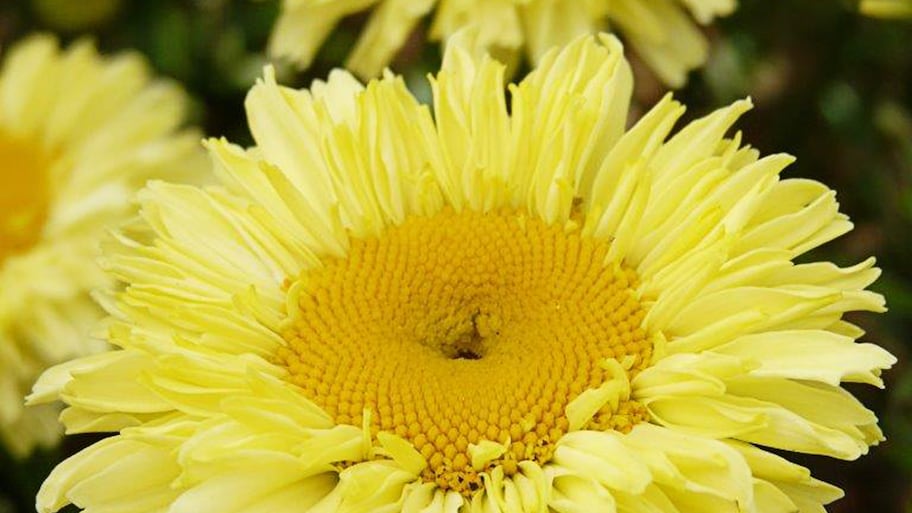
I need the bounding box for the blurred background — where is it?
[0,0,909,512]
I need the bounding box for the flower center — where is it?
[0,131,51,263]
[277,208,652,494]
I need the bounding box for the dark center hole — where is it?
[437,311,492,360]
[453,348,482,360]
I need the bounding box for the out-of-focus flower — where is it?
[0,34,204,456]
[33,33,893,513]
[30,0,122,32]
[268,0,736,87]
[860,0,912,18]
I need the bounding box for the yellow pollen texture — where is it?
[0,131,51,262]
[277,208,652,494]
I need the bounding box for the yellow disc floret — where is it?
[0,130,51,262]
[277,208,652,494]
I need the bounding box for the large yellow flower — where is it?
[269,0,735,87]
[33,33,893,513]
[0,35,203,456]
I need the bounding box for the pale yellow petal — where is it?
[37,437,181,513]
[347,0,436,78]
[511,34,632,224]
[268,0,378,70]
[713,330,896,387]
[171,460,332,513]
[610,0,708,87]
[553,431,652,493]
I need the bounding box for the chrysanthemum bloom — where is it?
[269,0,735,87]
[33,33,894,513]
[860,0,912,18]
[0,34,202,456]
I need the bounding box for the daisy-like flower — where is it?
[860,0,912,18]
[33,33,894,513]
[0,35,202,456]
[269,0,735,87]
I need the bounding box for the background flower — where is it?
[268,0,736,87]
[860,0,912,18]
[0,34,204,459]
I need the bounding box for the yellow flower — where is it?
[0,34,203,456]
[860,0,912,18]
[269,0,736,87]
[33,33,893,513]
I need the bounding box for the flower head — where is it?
[0,34,203,456]
[34,33,893,513]
[269,0,736,87]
